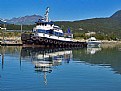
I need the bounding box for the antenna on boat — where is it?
[45,7,49,22]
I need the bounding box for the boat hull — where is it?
[87,41,101,47]
[21,33,87,48]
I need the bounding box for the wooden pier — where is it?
[0,41,23,46]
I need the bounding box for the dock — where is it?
[0,41,23,46]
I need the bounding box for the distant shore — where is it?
[101,40,121,48]
[101,40,121,43]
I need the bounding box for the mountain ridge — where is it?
[2,10,121,25]
[110,10,121,19]
[5,15,43,25]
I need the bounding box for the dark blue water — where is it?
[0,46,121,91]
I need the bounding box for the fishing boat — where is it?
[21,7,87,48]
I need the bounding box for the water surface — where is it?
[0,46,121,91]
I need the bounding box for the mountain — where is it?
[110,10,121,19]
[6,15,43,25]
[0,20,3,24]
[0,19,7,24]
[55,10,121,35]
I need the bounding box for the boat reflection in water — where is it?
[86,46,101,54]
[21,47,72,84]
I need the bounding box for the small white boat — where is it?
[87,37,101,47]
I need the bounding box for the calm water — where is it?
[0,46,121,91]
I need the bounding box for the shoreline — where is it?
[101,40,121,48]
[0,37,121,47]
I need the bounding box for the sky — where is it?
[0,0,121,21]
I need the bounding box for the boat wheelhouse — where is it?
[32,7,73,42]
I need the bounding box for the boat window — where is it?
[49,29,53,34]
[37,29,45,33]
[53,32,64,37]
[55,32,59,36]
[59,33,64,37]
[37,23,41,25]
[42,23,44,26]
[46,30,50,34]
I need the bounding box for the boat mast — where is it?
[45,7,49,22]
